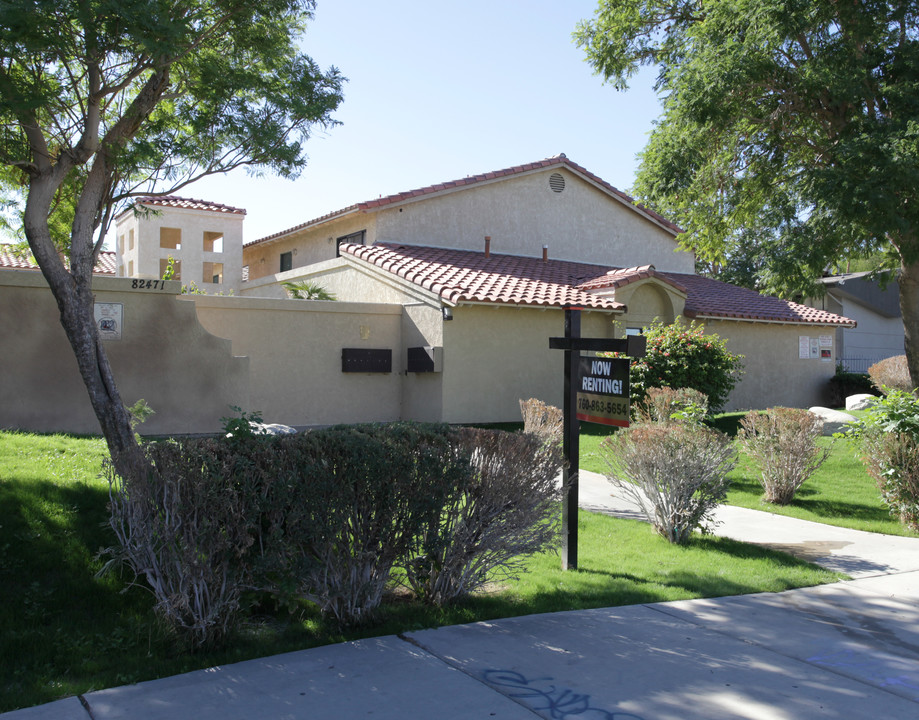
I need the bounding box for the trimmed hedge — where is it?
[104,423,564,647]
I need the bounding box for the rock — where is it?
[846,394,878,411]
[808,407,857,435]
[250,421,298,435]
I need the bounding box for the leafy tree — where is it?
[576,0,919,386]
[0,0,343,474]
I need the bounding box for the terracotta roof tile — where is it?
[0,246,116,275]
[342,243,855,327]
[118,196,246,220]
[246,153,682,247]
[344,243,627,311]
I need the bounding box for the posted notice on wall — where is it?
[94,302,123,341]
[799,335,833,361]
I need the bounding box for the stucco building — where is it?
[2,154,856,434]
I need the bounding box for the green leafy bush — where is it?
[868,355,913,394]
[848,390,919,530]
[828,370,876,407]
[628,319,744,413]
[400,428,564,606]
[600,422,737,544]
[738,408,830,505]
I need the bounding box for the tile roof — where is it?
[342,243,856,327]
[118,196,246,220]
[0,246,116,275]
[344,243,627,311]
[245,153,681,247]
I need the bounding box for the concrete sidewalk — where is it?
[7,472,919,720]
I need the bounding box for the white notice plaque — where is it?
[94,302,123,341]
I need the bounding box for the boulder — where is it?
[250,421,298,435]
[846,394,878,412]
[808,407,857,435]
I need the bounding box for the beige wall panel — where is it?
[440,306,619,424]
[189,295,404,426]
[374,169,694,273]
[242,214,376,282]
[707,320,837,411]
[0,272,248,435]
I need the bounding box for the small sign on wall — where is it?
[94,302,123,341]
[799,335,833,360]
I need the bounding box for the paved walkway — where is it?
[7,471,919,719]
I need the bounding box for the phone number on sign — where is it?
[577,397,628,417]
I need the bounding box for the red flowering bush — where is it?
[629,319,744,413]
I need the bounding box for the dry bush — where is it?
[860,431,919,532]
[400,428,565,605]
[738,408,830,505]
[271,425,460,627]
[519,397,563,444]
[868,355,913,394]
[635,386,708,425]
[103,440,254,649]
[601,423,736,544]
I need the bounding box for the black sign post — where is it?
[550,309,646,571]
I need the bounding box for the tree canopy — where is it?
[0,0,343,470]
[576,0,919,384]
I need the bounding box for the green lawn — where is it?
[580,416,918,537]
[0,429,844,712]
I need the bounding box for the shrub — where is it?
[848,390,919,530]
[738,408,830,505]
[103,440,254,649]
[399,428,564,605]
[600,422,737,544]
[634,386,708,425]
[827,370,876,407]
[628,319,744,412]
[262,424,461,627]
[519,397,563,444]
[868,355,913,394]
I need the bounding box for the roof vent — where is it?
[549,173,565,193]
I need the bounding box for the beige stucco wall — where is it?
[242,213,376,282]
[187,295,407,426]
[115,205,244,294]
[0,270,249,435]
[373,168,695,273]
[704,319,838,411]
[440,305,621,424]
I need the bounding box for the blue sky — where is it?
[160,0,664,243]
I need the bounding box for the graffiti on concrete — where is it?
[481,669,645,720]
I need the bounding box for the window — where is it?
[160,227,181,250]
[203,231,223,253]
[625,327,643,336]
[280,251,292,272]
[203,262,224,284]
[336,230,366,257]
[128,229,135,251]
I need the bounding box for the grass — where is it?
[0,428,844,712]
[580,413,918,538]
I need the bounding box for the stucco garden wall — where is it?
[0,271,249,435]
[706,319,837,411]
[187,294,407,427]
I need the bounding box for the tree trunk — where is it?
[898,257,919,391]
[24,180,145,481]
